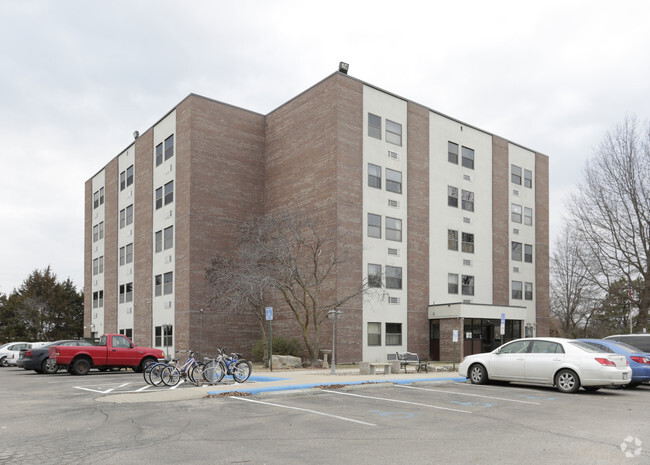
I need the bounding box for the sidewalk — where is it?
[99,366,467,404]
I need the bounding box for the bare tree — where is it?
[550,224,600,337]
[206,214,372,364]
[567,116,650,331]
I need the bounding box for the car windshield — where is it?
[568,341,604,353]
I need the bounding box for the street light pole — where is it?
[327,309,343,375]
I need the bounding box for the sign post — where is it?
[265,307,273,372]
[452,329,459,371]
[500,313,506,342]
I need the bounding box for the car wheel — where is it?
[469,363,488,384]
[0,356,7,367]
[555,369,580,393]
[71,358,91,376]
[42,358,59,374]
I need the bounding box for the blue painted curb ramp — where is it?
[207,376,466,396]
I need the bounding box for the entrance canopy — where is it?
[428,302,527,321]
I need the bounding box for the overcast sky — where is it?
[1,0,649,294]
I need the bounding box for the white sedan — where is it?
[458,337,632,393]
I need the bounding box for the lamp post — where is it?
[327,309,343,374]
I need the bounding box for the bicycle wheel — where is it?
[231,359,252,383]
[161,366,181,387]
[188,364,202,386]
[148,363,167,386]
[202,360,225,384]
[143,360,158,384]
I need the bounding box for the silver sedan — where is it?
[458,337,632,393]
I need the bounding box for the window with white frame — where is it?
[448,186,458,208]
[119,282,133,303]
[512,241,522,261]
[462,275,475,296]
[512,281,523,300]
[511,165,522,185]
[163,271,173,295]
[386,168,402,194]
[368,163,381,189]
[385,217,402,242]
[368,264,382,288]
[385,120,402,146]
[524,244,533,263]
[448,141,459,164]
[461,190,474,212]
[368,213,381,238]
[120,205,134,229]
[119,243,133,266]
[385,323,402,346]
[367,322,381,346]
[448,273,459,294]
[461,146,474,169]
[524,169,533,188]
[462,232,474,253]
[155,143,163,166]
[368,113,381,139]
[448,229,459,251]
[524,207,533,226]
[120,165,134,191]
[525,282,533,300]
[511,204,522,223]
[385,266,402,289]
[164,134,174,161]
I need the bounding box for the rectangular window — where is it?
[164,181,174,205]
[93,258,99,276]
[93,225,99,243]
[448,141,458,164]
[511,165,522,185]
[368,264,382,288]
[461,146,474,169]
[511,204,522,223]
[448,273,459,294]
[386,168,402,194]
[154,274,162,297]
[119,283,133,303]
[461,190,474,212]
[125,243,133,264]
[126,165,134,187]
[368,163,381,189]
[155,187,163,210]
[448,186,458,208]
[524,169,533,188]
[524,207,533,226]
[368,113,381,139]
[385,217,402,242]
[164,226,174,250]
[368,322,381,346]
[120,171,126,191]
[385,266,402,289]
[99,222,104,240]
[525,282,533,300]
[448,229,458,251]
[512,241,522,261]
[462,275,475,296]
[368,213,381,238]
[155,143,163,166]
[385,323,402,346]
[155,325,173,346]
[164,135,174,161]
[99,187,104,206]
[93,191,99,209]
[462,232,474,253]
[512,281,523,300]
[155,230,163,253]
[524,244,533,263]
[385,119,402,146]
[155,326,161,346]
[119,246,125,266]
[126,205,133,226]
[163,271,173,295]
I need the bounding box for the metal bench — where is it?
[394,352,429,373]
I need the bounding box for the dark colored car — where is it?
[22,340,95,374]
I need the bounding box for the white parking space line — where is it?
[230,397,377,426]
[397,385,540,405]
[322,390,472,414]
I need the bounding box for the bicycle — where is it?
[202,347,252,384]
[160,350,204,387]
[143,359,169,386]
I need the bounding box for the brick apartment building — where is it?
[85,67,549,363]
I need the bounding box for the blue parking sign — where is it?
[266,307,273,321]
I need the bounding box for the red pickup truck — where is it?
[50,334,165,375]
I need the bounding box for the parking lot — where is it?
[1,366,649,464]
